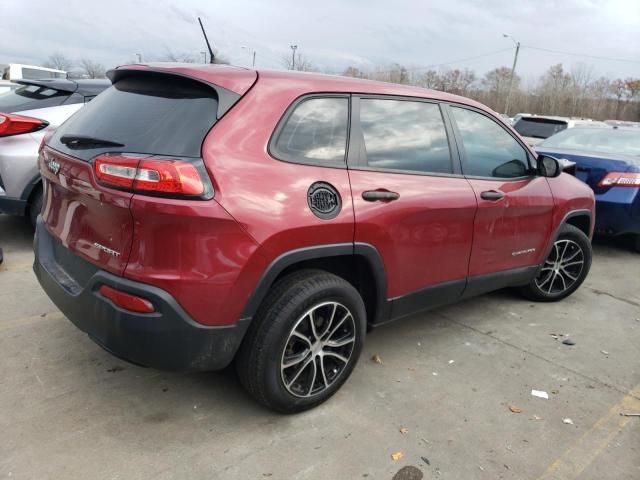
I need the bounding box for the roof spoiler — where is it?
[106,67,241,120]
[15,78,78,93]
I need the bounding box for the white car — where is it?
[0,78,109,225]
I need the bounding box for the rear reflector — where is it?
[99,285,155,313]
[598,172,640,188]
[94,153,213,199]
[0,113,49,137]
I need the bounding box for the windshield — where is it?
[538,127,640,158]
[514,117,568,139]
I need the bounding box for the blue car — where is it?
[535,126,640,252]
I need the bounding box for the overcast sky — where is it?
[1,0,638,83]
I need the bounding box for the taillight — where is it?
[94,153,213,199]
[0,113,49,137]
[98,285,155,313]
[598,172,640,188]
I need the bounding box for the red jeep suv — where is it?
[34,64,595,412]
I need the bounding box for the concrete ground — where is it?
[1,213,638,480]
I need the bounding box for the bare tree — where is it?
[282,53,316,72]
[44,52,73,71]
[161,49,229,64]
[79,58,106,78]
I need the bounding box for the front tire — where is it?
[520,224,592,302]
[235,270,366,413]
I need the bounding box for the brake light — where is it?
[0,113,49,137]
[94,154,213,198]
[598,172,640,188]
[99,285,155,313]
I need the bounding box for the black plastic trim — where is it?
[543,209,593,257]
[463,265,540,298]
[388,278,466,322]
[33,218,249,372]
[241,242,389,324]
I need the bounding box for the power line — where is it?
[522,45,640,64]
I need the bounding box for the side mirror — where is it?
[492,159,528,178]
[537,154,562,178]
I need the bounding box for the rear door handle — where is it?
[362,190,400,202]
[480,190,505,201]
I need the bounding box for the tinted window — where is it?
[0,84,69,112]
[50,75,218,161]
[359,99,452,173]
[22,68,65,80]
[514,117,568,139]
[452,107,529,178]
[272,97,348,165]
[540,127,640,158]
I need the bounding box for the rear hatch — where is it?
[40,67,256,275]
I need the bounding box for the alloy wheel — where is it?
[535,239,585,295]
[280,301,356,398]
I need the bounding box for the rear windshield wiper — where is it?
[59,135,125,149]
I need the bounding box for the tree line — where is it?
[43,51,639,121]
[341,63,640,121]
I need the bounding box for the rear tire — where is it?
[520,224,592,302]
[235,269,366,413]
[28,186,43,229]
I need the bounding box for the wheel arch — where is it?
[543,209,593,259]
[241,243,389,325]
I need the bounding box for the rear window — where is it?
[0,84,69,112]
[514,118,568,139]
[49,74,218,161]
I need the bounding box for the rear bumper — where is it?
[33,217,250,371]
[595,188,640,235]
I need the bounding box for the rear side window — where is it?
[271,97,349,166]
[0,84,69,112]
[359,99,452,174]
[513,117,568,139]
[49,75,218,161]
[451,107,530,178]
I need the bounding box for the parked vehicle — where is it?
[513,115,604,145]
[0,78,109,225]
[34,65,595,412]
[0,80,18,95]
[1,63,66,81]
[536,126,640,251]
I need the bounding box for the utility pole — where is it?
[135,53,142,63]
[252,50,256,67]
[201,51,207,63]
[290,45,298,70]
[503,34,520,116]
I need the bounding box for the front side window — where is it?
[272,97,349,165]
[359,99,452,174]
[452,107,530,178]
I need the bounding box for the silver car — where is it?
[0,78,109,225]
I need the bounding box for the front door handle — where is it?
[480,190,505,201]
[362,190,400,202]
